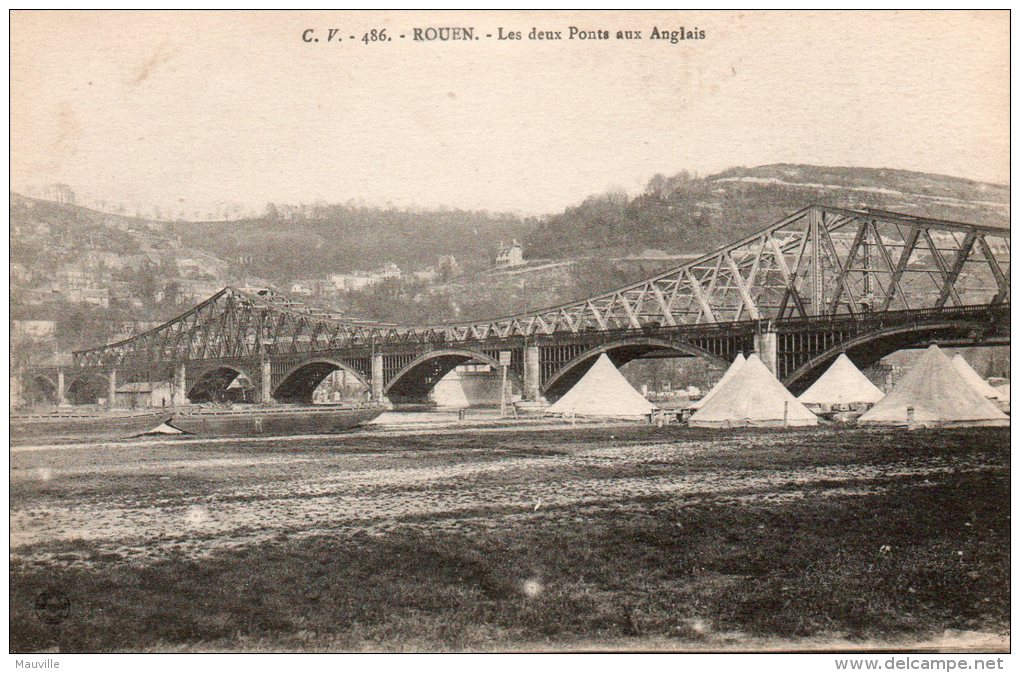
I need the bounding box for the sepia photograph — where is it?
[7,8,1011,661]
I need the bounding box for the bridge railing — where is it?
[60,302,1008,370]
[771,302,1008,330]
[380,302,1009,348]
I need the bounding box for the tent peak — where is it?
[547,353,656,419]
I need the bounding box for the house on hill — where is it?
[375,263,402,280]
[330,272,381,292]
[495,240,525,269]
[330,264,403,292]
[11,320,56,340]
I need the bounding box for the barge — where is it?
[167,403,386,438]
[10,409,172,445]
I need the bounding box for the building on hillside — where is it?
[66,287,110,308]
[55,263,112,291]
[292,279,344,297]
[58,267,92,290]
[83,251,132,271]
[21,287,62,305]
[109,282,146,310]
[375,263,402,279]
[495,240,525,269]
[175,255,226,279]
[11,320,56,340]
[177,279,222,302]
[238,279,273,295]
[410,268,439,282]
[176,258,204,277]
[328,264,402,292]
[294,279,337,297]
[111,321,163,341]
[330,273,379,291]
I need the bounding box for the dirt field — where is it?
[9,414,1010,652]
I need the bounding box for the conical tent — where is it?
[858,345,1009,427]
[547,353,657,418]
[690,353,745,409]
[996,383,1010,402]
[951,354,1005,400]
[688,354,818,428]
[797,353,885,406]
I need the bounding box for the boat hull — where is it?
[169,405,385,438]
[10,410,173,445]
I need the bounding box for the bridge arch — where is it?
[23,373,59,405]
[187,364,255,403]
[273,358,370,404]
[783,319,999,394]
[66,371,110,405]
[542,337,729,401]
[384,349,522,405]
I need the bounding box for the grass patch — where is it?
[11,467,1008,652]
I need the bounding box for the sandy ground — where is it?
[10,414,1003,568]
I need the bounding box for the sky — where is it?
[10,10,1010,217]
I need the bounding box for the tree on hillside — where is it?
[437,255,460,282]
[46,183,76,205]
[54,303,126,351]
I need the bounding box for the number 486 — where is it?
[362,29,389,43]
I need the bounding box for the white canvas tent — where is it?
[546,353,656,418]
[690,353,745,409]
[688,354,818,428]
[797,353,885,407]
[996,383,1010,403]
[858,345,1009,427]
[951,354,1006,400]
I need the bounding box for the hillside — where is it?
[164,205,535,282]
[10,163,1010,348]
[525,164,1009,259]
[9,194,536,351]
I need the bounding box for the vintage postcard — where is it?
[8,9,1010,662]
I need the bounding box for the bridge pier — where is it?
[371,353,385,402]
[754,330,778,376]
[9,371,19,407]
[56,369,67,406]
[523,345,541,401]
[107,369,117,409]
[260,359,275,404]
[173,363,188,406]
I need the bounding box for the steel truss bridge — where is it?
[21,205,1010,407]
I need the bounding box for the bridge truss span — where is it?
[21,205,1007,408]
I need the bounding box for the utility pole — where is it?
[499,350,511,418]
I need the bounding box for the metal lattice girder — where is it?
[72,205,1009,368]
